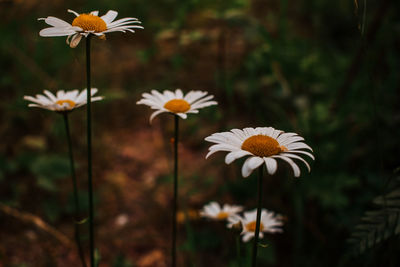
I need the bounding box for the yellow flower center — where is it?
[164,99,191,113]
[241,135,287,157]
[56,100,76,108]
[246,221,264,232]
[72,14,107,33]
[216,212,229,220]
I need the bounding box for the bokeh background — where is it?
[1,0,400,266]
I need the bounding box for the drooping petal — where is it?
[280,153,311,172]
[176,113,187,120]
[241,157,264,178]
[69,33,82,48]
[149,110,166,123]
[273,155,301,177]
[264,157,278,175]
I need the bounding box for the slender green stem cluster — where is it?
[63,114,87,267]
[172,114,179,267]
[251,166,263,267]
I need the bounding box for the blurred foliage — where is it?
[0,0,400,266]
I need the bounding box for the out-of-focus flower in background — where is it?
[137,89,218,122]
[200,201,243,221]
[235,209,283,242]
[24,88,103,113]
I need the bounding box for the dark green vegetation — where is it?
[0,0,399,266]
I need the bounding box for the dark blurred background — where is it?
[1,0,400,266]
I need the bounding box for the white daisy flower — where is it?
[200,201,243,221]
[24,89,103,113]
[39,9,143,48]
[205,127,314,178]
[136,89,218,122]
[238,209,283,242]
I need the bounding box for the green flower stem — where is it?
[86,35,95,267]
[172,114,179,267]
[251,166,263,267]
[236,235,242,267]
[63,113,87,267]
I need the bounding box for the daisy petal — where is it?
[289,150,315,160]
[43,17,71,27]
[225,150,251,164]
[273,155,301,177]
[69,34,82,48]
[264,157,278,175]
[67,9,80,17]
[286,142,313,151]
[149,110,166,123]
[101,10,118,24]
[39,27,77,37]
[281,153,311,172]
[241,157,264,178]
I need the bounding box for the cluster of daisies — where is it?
[24,8,314,252]
[200,202,283,242]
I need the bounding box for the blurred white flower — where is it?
[137,89,217,122]
[237,209,283,242]
[200,201,243,221]
[24,88,103,113]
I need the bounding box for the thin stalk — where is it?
[251,166,263,267]
[63,114,87,267]
[236,235,242,267]
[172,114,179,267]
[86,35,95,267]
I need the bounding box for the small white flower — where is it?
[205,127,314,178]
[200,201,243,221]
[237,209,283,242]
[24,88,103,113]
[136,89,218,122]
[39,10,143,48]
